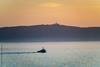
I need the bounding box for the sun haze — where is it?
[0,0,100,27]
[40,2,62,7]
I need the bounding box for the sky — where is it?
[0,0,100,27]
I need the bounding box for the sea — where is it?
[0,42,100,67]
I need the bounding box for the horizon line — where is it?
[0,23,100,28]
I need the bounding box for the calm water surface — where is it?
[0,42,100,67]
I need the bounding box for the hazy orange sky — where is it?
[0,0,100,27]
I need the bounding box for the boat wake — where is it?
[0,52,36,54]
[0,48,46,54]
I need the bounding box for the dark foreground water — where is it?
[0,42,100,67]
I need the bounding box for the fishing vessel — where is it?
[37,48,46,53]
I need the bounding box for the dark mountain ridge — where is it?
[0,24,100,42]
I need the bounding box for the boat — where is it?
[37,48,46,53]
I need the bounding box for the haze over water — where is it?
[0,42,100,67]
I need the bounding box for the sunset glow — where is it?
[40,2,62,7]
[0,0,100,27]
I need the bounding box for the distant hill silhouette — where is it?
[0,24,100,42]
